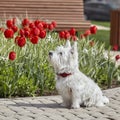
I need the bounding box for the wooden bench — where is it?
[110,10,120,47]
[0,0,90,31]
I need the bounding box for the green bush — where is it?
[0,60,37,97]
[77,38,119,88]
[0,18,119,98]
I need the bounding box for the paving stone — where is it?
[0,87,120,120]
[14,114,34,120]
[0,117,18,120]
[70,111,90,119]
[35,116,53,120]
[92,118,110,120]
[24,107,44,114]
[0,115,7,120]
[44,113,68,120]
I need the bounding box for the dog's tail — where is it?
[102,96,109,104]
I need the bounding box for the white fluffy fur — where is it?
[49,40,109,109]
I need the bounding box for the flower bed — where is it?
[0,18,120,98]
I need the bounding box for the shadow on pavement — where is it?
[8,102,66,109]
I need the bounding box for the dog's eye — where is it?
[71,51,74,54]
[59,52,62,55]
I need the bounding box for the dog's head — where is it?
[49,40,78,73]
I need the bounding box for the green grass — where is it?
[90,21,111,49]
[92,21,110,28]
[90,30,110,49]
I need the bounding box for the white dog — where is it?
[49,40,109,109]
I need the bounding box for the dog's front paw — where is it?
[96,102,105,107]
[71,104,80,109]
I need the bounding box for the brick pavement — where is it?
[0,87,120,120]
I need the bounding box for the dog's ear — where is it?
[70,42,78,64]
[65,40,71,48]
[71,42,77,52]
[71,42,78,62]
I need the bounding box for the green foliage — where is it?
[91,21,110,50]
[14,75,37,97]
[0,60,37,97]
[90,30,110,49]
[91,21,110,49]
[77,38,119,88]
[0,27,119,98]
[0,32,61,97]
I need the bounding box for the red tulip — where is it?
[59,31,65,39]
[39,30,46,39]
[51,21,57,28]
[48,24,54,31]
[12,18,16,25]
[12,26,18,33]
[30,36,39,44]
[112,44,119,51]
[17,36,26,47]
[19,29,25,37]
[6,19,13,28]
[72,36,77,41]
[115,55,120,61]
[69,28,76,36]
[15,36,20,44]
[22,18,30,26]
[84,30,91,37]
[43,22,48,29]
[90,26,97,34]
[23,27,30,37]
[64,31,70,40]
[36,22,43,30]
[9,51,16,61]
[34,20,40,26]
[25,31,30,38]
[4,29,14,38]
[23,27,30,32]
[31,27,40,36]
[29,22,35,29]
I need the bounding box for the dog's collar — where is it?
[57,72,72,78]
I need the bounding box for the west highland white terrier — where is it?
[49,40,109,109]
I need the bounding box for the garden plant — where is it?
[0,18,120,98]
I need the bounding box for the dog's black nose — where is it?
[49,52,53,56]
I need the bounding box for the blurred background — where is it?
[84,0,120,21]
[83,0,120,49]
